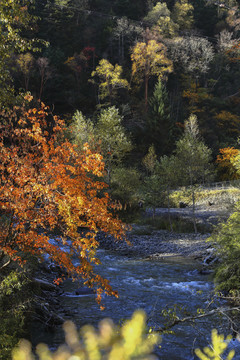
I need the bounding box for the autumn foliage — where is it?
[216,147,240,180]
[226,41,240,62]
[0,96,126,303]
[131,39,173,107]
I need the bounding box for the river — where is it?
[31,247,240,359]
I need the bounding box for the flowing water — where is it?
[32,248,240,359]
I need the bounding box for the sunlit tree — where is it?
[174,114,212,232]
[217,147,240,180]
[91,59,129,105]
[144,2,177,38]
[95,106,132,183]
[172,0,194,32]
[0,96,127,304]
[131,40,173,108]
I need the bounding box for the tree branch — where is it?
[154,307,240,333]
[0,258,11,270]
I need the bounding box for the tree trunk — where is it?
[167,188,173,232]
[145,73,149,111]
[191,185,197,233]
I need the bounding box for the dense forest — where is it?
[2,0,240,158]
[0,0,240,359]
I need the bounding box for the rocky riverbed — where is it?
[98,204,230,263]
[98,228,213,261]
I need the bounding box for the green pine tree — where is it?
[147,80,173,155]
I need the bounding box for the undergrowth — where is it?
[134,215,210,234]
[169,187,240,208]
[0,257,38,360]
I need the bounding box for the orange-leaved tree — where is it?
[226,41,240,62]
[0,95,127,304]
[216,147,240,180]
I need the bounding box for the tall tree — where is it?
[95,106,132,184]
[131,40,173,109]
[142,145,163,219]
[159,154,178,230]
[148,79,172,155]
[113,18,142,64]
[16,53,35,92]
[174,114,213,232]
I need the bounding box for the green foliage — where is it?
[142,146,164,217]
[96,106,132,182]
[111,167,142,212]
[142,145,158,174]
[195,329,235,360]
[68,106,132,184]
[69,110,96,150]
[144,2,177,38]
[172,0,194,32]
[209,201,240,292]
[173,115,213,232]
[147,80,173,155]
[174,114,213,186]
[0,0,43,107]
[0,270,32,359]
[159,155,178,191]
[12,310,160,360]
[142,174,164,217]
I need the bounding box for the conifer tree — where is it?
[148,79,172,155]
[174,114,212,232]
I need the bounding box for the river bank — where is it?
[98,228,213,264]
[98,204,231,263]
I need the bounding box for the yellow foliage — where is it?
[11,312,238,360]
[195,329,235,360]
[217,147,240,180]
[131,40,173,82]
[131,40,172,105]
[172,0,194,31]
[12,311,160,360]
[91,59,129,101]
